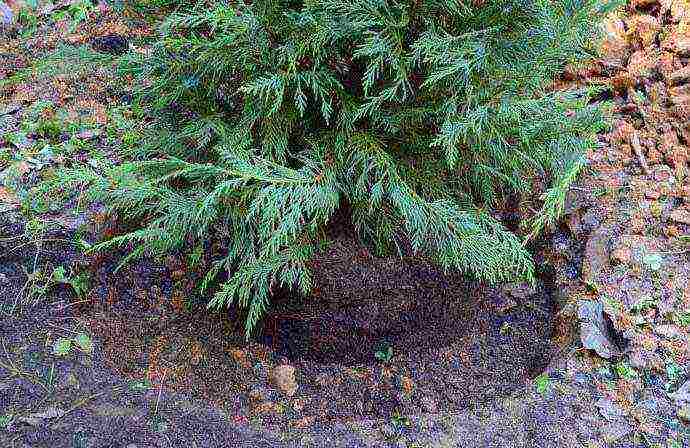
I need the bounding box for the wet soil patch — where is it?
[1,210,574,431]
[75,235,566,427]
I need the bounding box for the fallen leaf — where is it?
[53,338,72,356]
[74,333,93,354]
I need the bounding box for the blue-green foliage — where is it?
[49,0,610,338]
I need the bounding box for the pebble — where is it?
[248,387,271,403]
[17,407,65,426]
[644,188,661,200]
[669,381,690,406]
[420,396,438,414]
[670,66,690,85]
[610,247,631,264]
[269,364,298,397]
[596,398,627,421]
[669,207,690,225]
[601,421,633,443]
[654,324,684,339]
[91,404,137,417]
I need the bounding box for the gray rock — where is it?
[654,324,684,340]
[91,404,138,417]
[601,421,633,443]
[0,1,13,27]
[582,225,611,281]
[639,393,673,416]
[669,381,690,406]
[578,301,622,359]
[420,396,438,414]
[596,398,627,421]
[17,407,65,426]
[629,349,651,369]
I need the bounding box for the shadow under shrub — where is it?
[44,0,613,338]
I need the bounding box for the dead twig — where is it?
[154,367,168,416]
[49,390,110,428]
[630,131,650,175]
[0,339,49,392]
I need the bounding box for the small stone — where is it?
[674,38,690,56]
[670,207,690,225]
[611,247,632,264]
[652,165,674,182]
[582,226,612,282]
[670,66,690,85]
[669,381,690,405]
[381,423,398,439]
[291,398,307,411]
[629,348,663,370]
[75,130,97,140]
[578,301,622,359]
[600,18,629,68]
[502,281,536,299]
[677,405,690,421]
[420,396,438,413]
[64,373,79,389]
[91,34,129,55]
[596,398,627,421]
[490,293,518,315]
[640,390,673,415]
[601,421,633,443]
[91,404,137,417]
[17,407,65,426]
[654,324,684,339]
[269,364,298,397]
[644,188,661,200]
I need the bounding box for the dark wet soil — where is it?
[1,207,566,433]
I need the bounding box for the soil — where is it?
[1,0,690,447]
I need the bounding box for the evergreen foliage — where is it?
[47,0,612,338]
